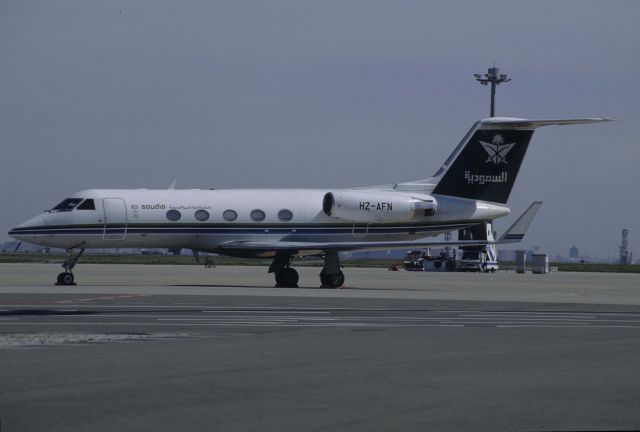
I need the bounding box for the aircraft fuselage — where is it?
[10,188,509,256]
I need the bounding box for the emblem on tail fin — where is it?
[479,134,516,164]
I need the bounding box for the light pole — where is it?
[474,67,511,117]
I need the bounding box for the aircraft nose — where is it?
[8,215,46,239]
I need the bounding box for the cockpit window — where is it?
[50,198,83,212]
[77,199,95,210]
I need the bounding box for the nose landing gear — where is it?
[55,248,85,286]
[56,272,75,285]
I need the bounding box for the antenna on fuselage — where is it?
[168,178,177,190]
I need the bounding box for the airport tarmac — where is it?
[1,263,640,431]
[2,263,640,304]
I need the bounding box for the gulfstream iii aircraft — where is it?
[9,117,609,287]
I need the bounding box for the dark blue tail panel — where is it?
[432,129,534,204]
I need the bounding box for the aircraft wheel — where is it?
[320,270,345,289]
[275,268,299,288]
[56,272,74,286]
[283,268,299,287]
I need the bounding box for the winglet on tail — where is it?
[498,201,543,243]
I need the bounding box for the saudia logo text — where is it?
[464,134,514,184]
[465,171,507,185]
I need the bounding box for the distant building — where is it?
[569,246,579,259]
[619,229,632,265]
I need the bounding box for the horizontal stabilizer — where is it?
[480,117,613,129]
[498,201,542,243]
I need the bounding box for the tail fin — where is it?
[431,117,611,204]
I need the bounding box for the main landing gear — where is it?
[319,251,345,289]
[268,251,345,289]
[55,248,85,286]
[269,255,299,288]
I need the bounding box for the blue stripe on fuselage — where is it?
[10,221,480,237]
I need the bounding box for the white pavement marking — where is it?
[201,310,330,314]
[0,332,187,348]
[3,302,640,329]
[0,322,465,327]
[456,317,593,322]
[497,324,640,329]
[159,317,311,322]
[461,313,597,318]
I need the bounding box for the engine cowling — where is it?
[322,191,437,223]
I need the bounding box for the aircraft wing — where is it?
[217,238,495,255]
[217,202,543,255]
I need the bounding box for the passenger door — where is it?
[102,198,127,240]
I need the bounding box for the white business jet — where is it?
[9,117,609,287]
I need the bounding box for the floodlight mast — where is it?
[474,66,511,117]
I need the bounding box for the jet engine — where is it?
[322,191,437,223]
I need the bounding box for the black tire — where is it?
[320,270,345,289]
[275,268,299,287]
[56,273,65,284]
[283,268,299,287]
[320,271,329,286]
[61,273,74,285]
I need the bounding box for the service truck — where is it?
[457,247,498,272]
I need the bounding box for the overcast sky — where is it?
[1,0,638,259]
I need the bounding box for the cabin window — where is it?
[278,209,293,221]
[50,198,83,212]
[194,209,210,221]
[77,199,95,210]
[250,209,266,221]
[166,209,181,221]
[223,209,238,221]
